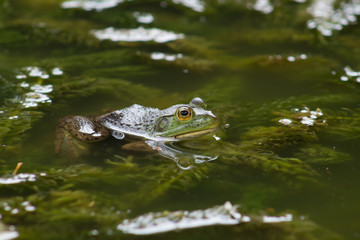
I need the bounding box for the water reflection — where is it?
[117,201,298,235]
[23,92,52,108]
[263,214,293,223]
[91,27,185,43]
[307,0,360,36]
[340,66,360,83]
[0,173,38,184]
[117,202,248,235]
[51,67,64,76]
[145,140,218,170]
[172,0,205,12]
[0,229,18,240]
[61,0,124,11]
[253,0,274,14]
[278,107,325,127]
[15,66,63,108]
[133,12,154,24]
[268,54,307,62]
[150,52,183,61]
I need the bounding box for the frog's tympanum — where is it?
[56,98,219,166]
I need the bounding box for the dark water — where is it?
[1,0,360,239]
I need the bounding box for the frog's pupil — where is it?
[181,110,189,116]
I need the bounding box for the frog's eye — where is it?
[176,107,192,121]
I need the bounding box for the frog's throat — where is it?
[173,128,217,139]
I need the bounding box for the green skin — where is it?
[55,98,218,153]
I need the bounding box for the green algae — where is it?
[1,0,360,239]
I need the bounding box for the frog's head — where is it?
[153,97,219,139]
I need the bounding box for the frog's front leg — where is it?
[55,116,110,156]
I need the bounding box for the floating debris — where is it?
[117,202,250,235]
[12,162,23,175]
[91,27,185,43]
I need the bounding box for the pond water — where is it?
[1,0,360,239]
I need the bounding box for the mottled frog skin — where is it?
[55,98,218,154]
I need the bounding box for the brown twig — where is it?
[13,162,23,175]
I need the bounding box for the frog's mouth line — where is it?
[173,128,217,139]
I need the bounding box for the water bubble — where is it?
[111,131,125,140]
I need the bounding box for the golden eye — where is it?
[177,107,192,121]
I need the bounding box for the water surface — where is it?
[1,0,360,239]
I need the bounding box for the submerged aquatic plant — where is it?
[0,0,360,239]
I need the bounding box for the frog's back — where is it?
[96,104,162,138]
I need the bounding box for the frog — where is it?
[55,97,219,159]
